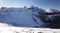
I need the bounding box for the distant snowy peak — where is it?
[46,9,60,13]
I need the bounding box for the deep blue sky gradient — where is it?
[0,0,60,10]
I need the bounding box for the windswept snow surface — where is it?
[0,23,60,33]
[0,8,44,27]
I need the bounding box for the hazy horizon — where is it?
[0,0,60,10]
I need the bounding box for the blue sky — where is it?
[0,0,60,10]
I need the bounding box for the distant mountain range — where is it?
[0,6,60,28]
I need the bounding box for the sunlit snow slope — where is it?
[0,8,44,27]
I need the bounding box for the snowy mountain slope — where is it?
[0,8,44,27]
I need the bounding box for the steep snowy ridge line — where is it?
[32,14,44,27]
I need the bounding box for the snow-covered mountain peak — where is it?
[0,7,45,28]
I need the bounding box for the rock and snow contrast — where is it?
[0,6,60,33]
[0,6,60,28]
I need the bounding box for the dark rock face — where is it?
[48,16,60,28]
[38,12,60,28]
